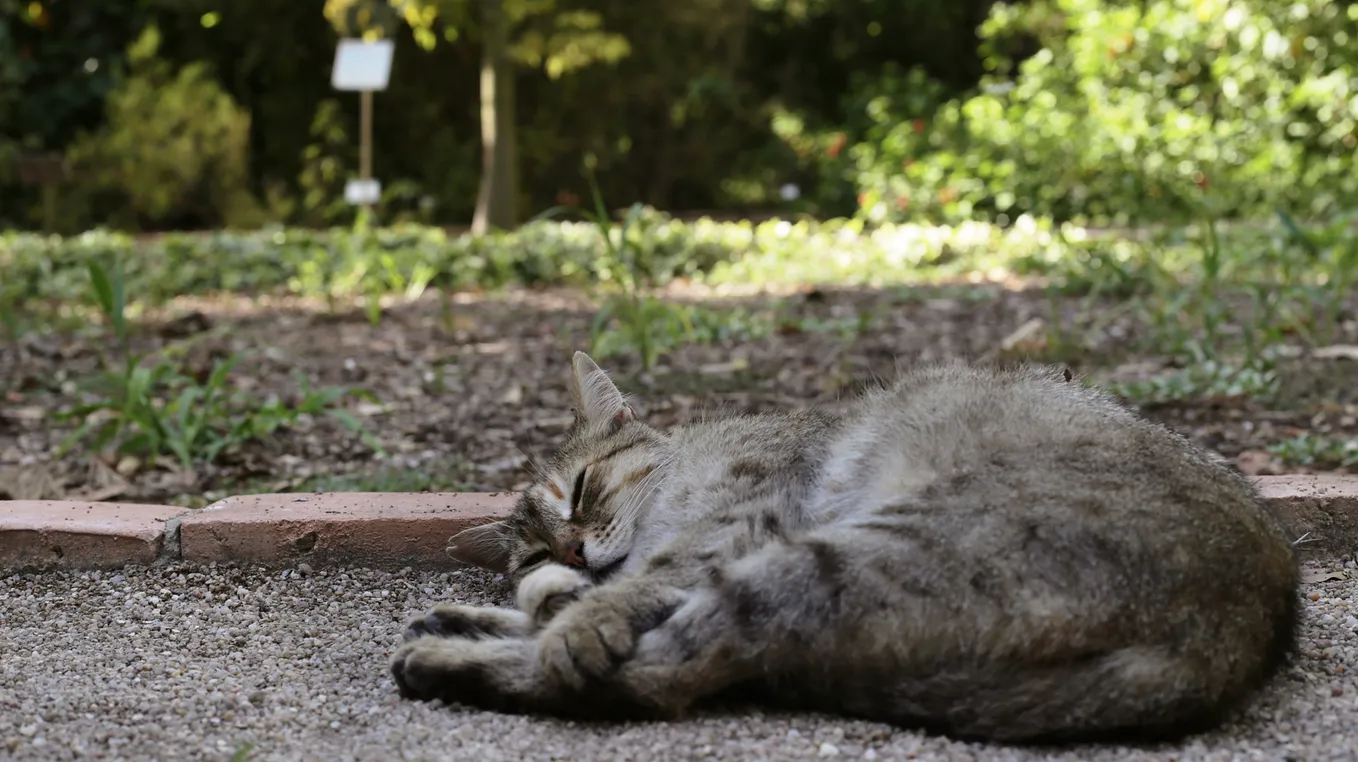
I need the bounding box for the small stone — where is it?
[18,725,36,737]
[1334,687,1345,697]
[863,750,878,760]
[818,742,840,757]
[298,563,314,577]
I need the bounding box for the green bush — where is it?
[836,0,1358,226]
[0,211,1103,320]
[6,210,1355,319]
[62,26,265,231]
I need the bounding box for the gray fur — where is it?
[396,353,1300,744]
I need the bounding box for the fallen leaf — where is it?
[0,464,62,500]
[699,359,749,375]
[1302,570,1349,584]
[1312,345,1358,360]
[999,317,1047,353]
[356,402,387,416]
[1,406,46,422]
[69,483,129,502]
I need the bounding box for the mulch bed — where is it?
[1,281,1354,506]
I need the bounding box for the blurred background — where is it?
[5,0,1356,233]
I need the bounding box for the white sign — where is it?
[344,179,382,205]
[331,39,394,91]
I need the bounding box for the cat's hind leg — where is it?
[392,634,544,712]
[403,605,533,641]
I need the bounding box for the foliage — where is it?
[533,172,701,369]
[0,214,1008,321]
[55,255,384,468]
[1268,433,1358,469]
[295,100,356,227]
[60,26,264,231]
[835,0,1358,226]
[1103,361,1280,406]
[324,0,632,73]
[0,1,149,228]
[18,0,1358,232]
[2,0,1016,232]
[57,345,385,470]
[6,211,1357,320]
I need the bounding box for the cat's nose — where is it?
[562,541,586,568]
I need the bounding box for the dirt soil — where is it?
[1,281,1355,506]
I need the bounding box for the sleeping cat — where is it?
[390,352,1299,743]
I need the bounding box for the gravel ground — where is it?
[1,556,1356,762]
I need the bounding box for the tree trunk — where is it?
[471,0,517,235]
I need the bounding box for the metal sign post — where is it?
[331,39,394,210]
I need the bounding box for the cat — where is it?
[390,351,1300,744]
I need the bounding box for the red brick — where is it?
[0,500,178,569]
[179,492,516,568]
[1254,474,1358,553]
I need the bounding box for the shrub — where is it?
[835,0,1358,226]
[62,26,264,231]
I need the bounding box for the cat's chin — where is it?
[589,555,629,583]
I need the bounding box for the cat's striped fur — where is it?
[391,352,1299,743]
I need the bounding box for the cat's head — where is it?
[446,351,670,582]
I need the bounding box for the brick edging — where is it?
[1,476,1355,571]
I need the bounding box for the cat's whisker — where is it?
[607,457,672,538]
[514,446,547,480]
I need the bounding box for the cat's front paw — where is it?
[538,597,638,690]
[403,604,533,642]
[516,564,593,627]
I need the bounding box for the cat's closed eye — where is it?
[569,466,589,515]
[520,547,552,570]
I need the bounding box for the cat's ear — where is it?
[569,351,634,427]
[446,520,513,573]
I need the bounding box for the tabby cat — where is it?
[390,352,1299,743]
